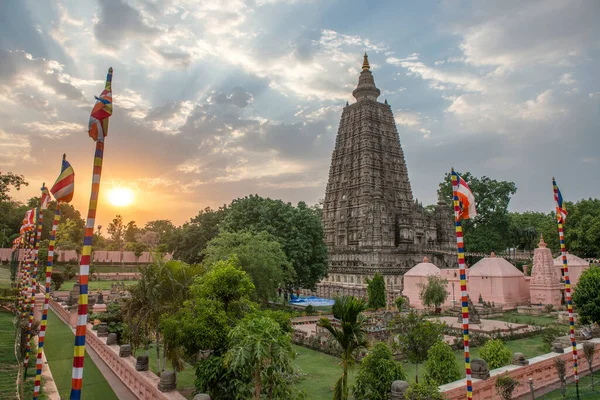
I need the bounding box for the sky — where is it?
[1,0,599,228]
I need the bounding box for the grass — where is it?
[44,309,118,399]
[135,344,196,394]
[293,344,357,400]
[59,280,137,291]
[541,371,600,398]
[491,311,561,326]
[0,265,12,289]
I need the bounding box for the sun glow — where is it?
[108,187,135,207]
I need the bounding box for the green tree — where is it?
[509,211,558,253]
[107,214,124,250]
[480,339,512,369]
[495,374,519,400]
[573,266,600,324]
[438,171,517,253]
[55,218,83,252]
[203,231,294,302]
[418,275,448,312]
[563,198,600,258]
[583,342,596,391]
[124,220,139,243]
[172,207,225,264]
[352,342,406,400]
[393,310,443,382]
[222,195,328,289]
[367,272,387,309]
[144,219,176,246]
[0,171,27,202]
[226,316,301,400]
[424,341,461,385]
[403,381,445,400]
[395,296,407,311]
[318,296,368,400]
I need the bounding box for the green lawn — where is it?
[135,344,196,394]
[44,309,118,399]
[59,280,137,291]
[541,371,600,398]
[491,311,562,326]
[293,344,357,400]
[0,265,12,289]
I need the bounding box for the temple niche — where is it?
[314,53,455,300]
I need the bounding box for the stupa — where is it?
[316,54,455,298]
[530,236,562,306]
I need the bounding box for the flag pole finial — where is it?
[63,153,66,160]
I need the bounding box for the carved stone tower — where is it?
[316,54,454,300]
[530,235,562,306]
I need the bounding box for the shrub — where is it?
[403,381,445,400]
[367,273,386,309]
[542,325,569,350]
[305,304,316,316]
[395,296,407,311]
[479,339,512,369]
[352,342,406,400]
[424,341,461,385]
[495,373,519,400]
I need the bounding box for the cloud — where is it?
[0,130,31,167]
[394,110,421,127]
[93,0,160,47]
[558,73,576,85]
[23,120,85,139]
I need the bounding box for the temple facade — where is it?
[313,54,455,300]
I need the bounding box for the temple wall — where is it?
[468,276,530,308]
[441,340,600,399]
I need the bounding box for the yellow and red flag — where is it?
[88,68,113,141]
[50,156,75,203]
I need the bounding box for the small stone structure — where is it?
[97,290,105,304]
[119,344,132,357]
[553,252,590,289]
[136,355,149,371]
[512,352,529,366]
[106,333,117,346]
[390,380,409,400]
[158,370,176,392]
[471,359,489,380]
[457,297,481,324]
[530,236,562,306]
[97,322,108,337]
[68,283,80,306]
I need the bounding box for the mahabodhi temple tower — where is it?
[314,54,455,301]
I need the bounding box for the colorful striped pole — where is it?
[553,179,579,398]
[16,232,26,314]
[452,170,472,399]
[33,204,60,399]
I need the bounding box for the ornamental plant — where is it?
[479,339,512,369]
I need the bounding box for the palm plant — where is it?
[317,295,368,400]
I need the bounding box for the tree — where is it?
[221,195,328,289]
[509,211,558,253]
[107,214,125,250]
[393,311,443,382]
[352,342,406,400]
[202,231,293,302]
[583,342,596,391]
[572,266,600,325]
[424,341,461,385]
[0,171,27,202]
[137,231,159,251]
[172,207,225,264]
[479,339,512,369]
[50,272,65,291]
[124,221,140,243]
[437,171,517,253]
[395,296,407,311]
[403,381,445,400]
[226,315,301,400]
[495,373,519,400]
[144,220,176,246]
[554,358,567,399]
[367,272,386,309]
[318,296,368,400]
[562,199,600,258]
[418,275,448,312]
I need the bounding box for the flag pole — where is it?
[452,168,472,399]
[553,177,579,399]
[71,68,113,400]
[33,204,60,399]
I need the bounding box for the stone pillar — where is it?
[33,292,45,322]
[69,306,78,328]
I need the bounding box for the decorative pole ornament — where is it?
[552,177,579,398]
[451,169,477,399]
[70,68,113,400]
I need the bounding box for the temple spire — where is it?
[353,53,380,102]
[362,52,370,71]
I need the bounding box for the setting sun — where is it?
[108,187,135,207]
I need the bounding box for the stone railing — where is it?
[48,299,185,400]
[440,339,600,399]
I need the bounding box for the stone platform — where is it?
[431,317,533,335]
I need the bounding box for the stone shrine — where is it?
[317,54,455,298]
[529,236,562,306]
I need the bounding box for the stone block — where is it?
[158,370,176,392]
[119,344,132,358]
[471,359,489,380]
[193,395,211,400]
[97,322,108,337]
[390,380,409,400]
[106,333,117,346]
[512,352,529,366]
[552,343,565,353]
[136,355,149,371]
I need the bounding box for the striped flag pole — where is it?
[553,178,579,398]
[33,204,60,399]
[71,67,112,399]
[452,170,472,399]
[16,232,26,314]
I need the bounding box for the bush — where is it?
[542,325,569,350]
[424,341,461,385]
[353,342,406,400]
[479,339,512,369]
[367,273,386,309]
[403,381,445,400]
[305,304,316,316]
[495,373,519,400]
[395,296,407,311]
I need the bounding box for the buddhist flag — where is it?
[50,156,75,203]
[553,178,568,223]
[88,68,113,142]
[452,171,477,220]
[40,185,51,210]
[21,209,36,232]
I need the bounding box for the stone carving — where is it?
[97,290,104,304]
[390,380,409,400]
[192,395,211,400]
[512,352,529,366]
[97,322,108,337]
[552,343,565,353]
[471,359,489,379]
[106,333,117,346]
[158,370,176,392]
[136,355,149,371]
[67,282,80,306]
[119,344,131,358]
[457,297,481,324]
[319,54,455,295]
